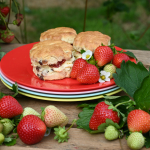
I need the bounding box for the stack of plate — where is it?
[0,43,122,102]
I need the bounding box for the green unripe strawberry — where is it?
[1,118,14,135]
[0,122,3,133]
[103,64,116,79]
[0,133,5,144]
[104,125,119,140]
[54,126,69,143]
[127,132,145,150]
[22,107,41,118]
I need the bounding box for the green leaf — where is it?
[123,51,137,60]
[4,138,16,146]
[76,107,94,132]
[97,119,120,132]
[11,0,20,14]
[0,92,6,99]
[144,132,150,148]
[0,52,6,60]
[11,82,19,97]
[113,61,150,98]
[80,49,86,54]
[133,75,150,112]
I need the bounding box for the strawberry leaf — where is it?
[123,51,137,60]
[11,82,18,97]
[113,61,150,98]
[133,75,150,112]
[98,119,120,131]
[4,138,16,146]
[144,132,150,148]
[80,49,86,54]
[76,107,94,132]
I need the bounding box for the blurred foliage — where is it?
[25,0,150,50]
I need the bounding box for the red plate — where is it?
[0,43,131,92]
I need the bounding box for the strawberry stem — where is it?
[7,0,11,25]
[114,100,135,108]
[64,119,77,133]
[0,12,8,30]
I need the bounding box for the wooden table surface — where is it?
[0,43,150,150]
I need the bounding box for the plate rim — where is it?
[1,79,122,102]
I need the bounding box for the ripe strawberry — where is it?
[0,6,10,17]
[127,109,150,133]
[112,53,130,68]
[77,63,100,84]
[103,63,116,79]
[104,125,119,140]
[70,58,87,79]
[0,95,23,118]
[1,118,14,135]
[89,101,120,130]
[127,132,145,150]
[0,133,5,144]
[41,105,68,128]
[22,107,41,118]
[94,46,114,67]
[17,115,46,145]
[1,30,15,43]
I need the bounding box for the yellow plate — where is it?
[1,79,122,102]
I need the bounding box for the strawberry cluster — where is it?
[0,1,23,43]
[70,44,136,84]
[0,84,74,145]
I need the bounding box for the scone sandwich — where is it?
[40,27,77,44]
[73,31,111,59]
[30,40,75,80]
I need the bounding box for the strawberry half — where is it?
[127,109,150,133]
[77,63,100,84]
[94,46,114,67]
[70,58,87,79]
[89,101,120,130]
[0,95,23,118]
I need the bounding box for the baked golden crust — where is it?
[40,27,77,44]
[73,31,111,53]
[30,40,73,65]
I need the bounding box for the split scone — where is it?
[73,31,111,59]
[30,40,75,80]
[40,27,77,44]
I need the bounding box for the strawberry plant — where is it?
[0,0,24,44]
[76,60,150,148]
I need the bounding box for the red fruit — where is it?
[77,63,100,84]
[89,101,120,130]
[127,109,150,133]
[0,6,10,17]
[94,46,114,67]
[112,53,130,68]
[13,13,24,26]
[70,58,87,79]
[17,115,46,145]
[1,30,15,43]
[0,95,23,118]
